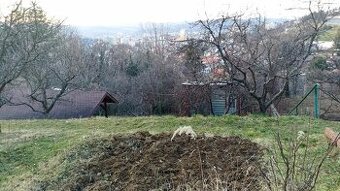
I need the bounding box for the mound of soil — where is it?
[60,132,262,191]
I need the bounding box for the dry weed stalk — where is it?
[261,118,338,191]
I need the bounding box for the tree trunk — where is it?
[285,79,290,97]
[258,100,268,114]
[270,104,280,117]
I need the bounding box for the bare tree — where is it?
[82,40,116,87]
[79,24,184,115]
[21,30,85,115]
[0,1,61,106]
[191,2,337,113]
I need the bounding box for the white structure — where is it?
[171,126,197,141]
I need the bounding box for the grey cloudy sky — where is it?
[1,0,339,26]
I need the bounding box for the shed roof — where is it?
[0,90,118,120]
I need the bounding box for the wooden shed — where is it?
[180,82,240,116]
[0,90,118,119]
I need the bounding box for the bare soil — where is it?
[52,132,263,191]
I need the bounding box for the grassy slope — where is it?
[319,25,340,41]
[0,115,339,191]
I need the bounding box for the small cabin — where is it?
[0,90,118,119]
[180,82,240,116]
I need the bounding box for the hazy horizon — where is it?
[1,0,339,27]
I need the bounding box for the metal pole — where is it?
[314,83,320,118]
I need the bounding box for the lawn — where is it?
[0,115,339,191]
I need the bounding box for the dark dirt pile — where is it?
[54,132,263,191]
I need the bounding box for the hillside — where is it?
[319,25,340,41]
[0,116,339,190]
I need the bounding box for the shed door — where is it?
[211,89,226,116]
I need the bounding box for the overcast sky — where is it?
[1,0,339,26]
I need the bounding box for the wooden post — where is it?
[104,101,108,118]
[314,83,320,118]
[237,96,242,115]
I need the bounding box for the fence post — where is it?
[314,83,320,118]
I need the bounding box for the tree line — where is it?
[0,1,339,116]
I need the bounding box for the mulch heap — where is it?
[59,132,263,191]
